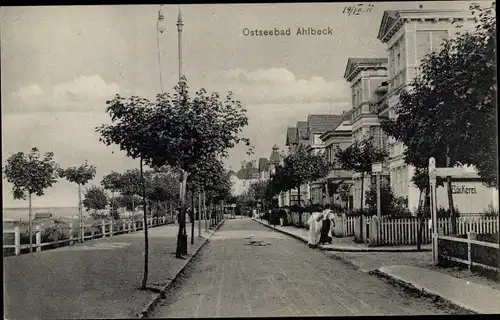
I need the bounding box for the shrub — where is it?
[345,208,372,217]
[437,206,461,218]
[483,205,499,217]
[109,208,120,220]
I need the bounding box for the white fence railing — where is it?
[371,216,498,246]
[287,211,498,247]
[3,216,174,256]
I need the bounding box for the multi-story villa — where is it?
[277,7,498,213]
[375,8,497,213]
[321,110,354,208]
[343,57,389,209]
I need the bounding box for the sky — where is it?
[1,2,476,208]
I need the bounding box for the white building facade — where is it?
[376,8,498,213]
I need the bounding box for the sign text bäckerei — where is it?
[452,185,477,194]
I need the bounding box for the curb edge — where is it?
[138,219,226,318]
[251,218,432,253]
[370,269,478,314]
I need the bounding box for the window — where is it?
[389,35,406,90]
[431,31,447,52]
[416,30,448,66]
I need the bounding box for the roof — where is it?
[377,10,400,42]
[343,58,388,81]
[307,114,344,134]
[377,9,471,43]
[297,121,308,140]
[258,158,269,172]
[285,127,297,146]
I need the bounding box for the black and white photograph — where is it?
[1,1,498,318]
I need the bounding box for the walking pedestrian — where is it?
[307,208,324,248]
[320,204,334,244]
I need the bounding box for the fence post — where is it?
[368,217,380,246]
[91,227,95,239]
[467,231,477,270]
[14,226,20,256]
[110,220,114,236]
[342,214,347,236]
[69,222,74,245]
[35,225,41,252]
[102,221,106,237]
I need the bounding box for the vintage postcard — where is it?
[1,2,498,319]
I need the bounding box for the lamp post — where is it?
[157,5,188,257]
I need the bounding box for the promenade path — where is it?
[3,222,214,319]
[150,219,463,317]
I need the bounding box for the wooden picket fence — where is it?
[374,216,498,246]
[286,211,498,247]
[3,216,174,256]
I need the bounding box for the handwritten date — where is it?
[343,4,374,16]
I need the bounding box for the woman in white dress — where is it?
[307,209,324,248]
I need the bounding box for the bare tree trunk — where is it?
[446,146,456,235]
[176,170,188,258]
[360,172,365,237]
[203,191,208,232]
[297,184,302,226]
[140,157,149,290]
[416,189,425,251]
[28,193,33,253]
[78,183,83,243]
[132,196,135,225]
[191,190,195,245]
[198,192,202,237]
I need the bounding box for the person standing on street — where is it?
[320,204,334,244]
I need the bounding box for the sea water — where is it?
[3,207,80,221]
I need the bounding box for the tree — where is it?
[82,186,109,218]
[337,183,352,208]
[364,180,411,217]
[249,181,268,212]
[115,194,141,212]
[3,148,59,252]
[96,77,250,289]
[335,139,388,212]
[146,166,180,218]
[326,179,344,207]
[281,144,332,224]
[58,161,96,243]
[335,139,387,236]
[119,169,143,214]
[267,164,293,204]
[380,3,496,236]
[101,171,122,213]
[187,156,229,241]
